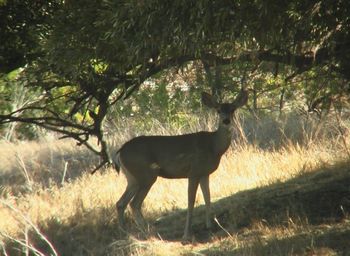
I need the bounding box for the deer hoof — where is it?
[181,234,195,244]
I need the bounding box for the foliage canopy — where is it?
[0,0,349,170]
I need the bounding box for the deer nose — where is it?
[223,118,230,125]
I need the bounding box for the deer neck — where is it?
[212,124,232,156]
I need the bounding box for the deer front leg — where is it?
[183,177,200,242]
[200,176,212,230]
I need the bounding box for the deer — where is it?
[113,89,248,241]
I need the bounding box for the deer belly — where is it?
[157,153,221,179]
[157,155,192,179]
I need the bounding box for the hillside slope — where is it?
[155,161,350,255]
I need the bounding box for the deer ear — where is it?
[231,89,249,109]
[201,92,219,109]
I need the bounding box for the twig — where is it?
[25,225,29,256]
[15,152,33,191]
[0,231,46,256]
[91,160,109,175]
[0,239,10,256]
[61,161,69,185]
[335,111,350,158]
[0,200,58,256]
[214,217,234,240]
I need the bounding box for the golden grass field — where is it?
[0,113,349,255]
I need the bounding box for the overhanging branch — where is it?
[0,44,337,175]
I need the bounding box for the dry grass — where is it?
[0,138,99,196]
[0,113,349,255]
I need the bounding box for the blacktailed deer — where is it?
[114,90,248,241]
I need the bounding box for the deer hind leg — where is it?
[130,176,157,229]
[116,164,140,230]
[116,183,139,230]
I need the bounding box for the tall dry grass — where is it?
[0,137,99,195]
[0,111,349,255]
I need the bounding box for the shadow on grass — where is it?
[4,160,350,255]
[200,224,350,256]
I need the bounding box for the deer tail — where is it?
[112,149,121,174]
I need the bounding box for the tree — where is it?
[1,0,349,171]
